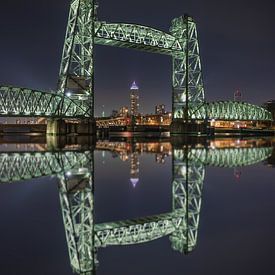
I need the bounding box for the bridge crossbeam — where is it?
[95,213,184,247]
[95,22,182,55]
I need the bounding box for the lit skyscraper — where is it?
[130,152,139,188]
[155,104,166,115]
[130,81,139,116]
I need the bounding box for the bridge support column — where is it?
[170,148,204,253]
[170,119,210,135]
[46,119,67,135]
[58,152,95,274]
[170,15,206,131]
[47,119,96,135]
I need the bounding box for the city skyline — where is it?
[99,81,169,117]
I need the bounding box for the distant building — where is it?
[234,90,242,101]
[110,109,119,117]
[136,113,172,126]
[130,81,139,116]
[263,100,275,121]
[119,106,129,117]
[155,104,166,115]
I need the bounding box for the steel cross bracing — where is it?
[171,150,204,253]
[0,151,92,183]
[58,168,95,274]
[175,147,273,168]
[95,213,184,247]
[58,0,95,117]
[184,101,273,121]
[0,86,90,118]
[94,22,183,54]
[170,15,205,120]
[0,146,272,183]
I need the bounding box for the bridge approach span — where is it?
[0,86,90,118]
[0,146,272,183]
[181,101,273,121]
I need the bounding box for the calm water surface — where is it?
[0,137,274,275]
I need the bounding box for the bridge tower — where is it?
[170,15,207,134]
[58,155,96,274]
[58,0,95,113]
[170,148,204,253]
[48,0,96,135]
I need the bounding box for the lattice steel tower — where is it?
[170,15,205,121]
[58,0,95,117]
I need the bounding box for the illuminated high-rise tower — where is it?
[130,152,139,188]
[130,81,139,116]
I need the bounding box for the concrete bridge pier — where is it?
[46,118,96,135]
[46,119,67,135]
[170,119,211,135]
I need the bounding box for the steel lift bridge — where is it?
[0,0,272,134]
[0,144,272,274]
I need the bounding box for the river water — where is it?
[0,137,274,275]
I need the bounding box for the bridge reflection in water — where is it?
[0,138,274,274]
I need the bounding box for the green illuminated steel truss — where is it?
[0,144,273,274]
[0,146,271,183]
[58,0,95,117]
[0,86,90,118]
[170,15,205,120]
[182,101,273,121]
[94,22,182,54]
[0,151,92,182]
[171,149,204,253]
[0,0,272,122]
[58,165,95,274]
[175,147,273,167]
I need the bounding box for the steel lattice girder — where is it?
[174,147,273,168]
[94,22,183,55]
[0,86,90,118]
[174,101,273,121]
[0,146,272,183]
[95,213,184,247]
[0,151,92,183]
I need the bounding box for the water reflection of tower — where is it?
[130,81,139,118]
[130,152,140,188]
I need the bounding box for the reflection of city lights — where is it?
[130,178,139,188]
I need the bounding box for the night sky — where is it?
[0,0,274,116]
